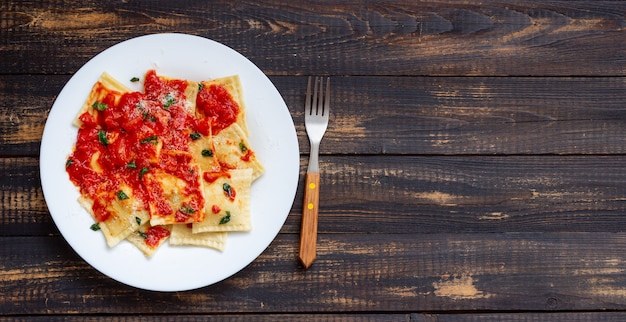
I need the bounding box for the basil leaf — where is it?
[92,102,108,111]
[219,211,231,225]
[139,167,149,179]
[190,132,201,140]
[98,130,109,146]
[117,190,129,200]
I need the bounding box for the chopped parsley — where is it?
[130,77,140,82]
[140,135,159,144]
[201,149,213,157]
[116,190,129,200]
[163,93,175,109]
[239,142,248,152]
[135,217,142,225]
[65,159,74,168]
[97,130,109,146]
[142,112,156,122]
[92,102,108,111]
[90,223,101,231]
[223,182,236,200]
[138,231,148,239]
[139,167,150,179]
[198,83,204,91]
[219,211,231,225]
[180,205,195,215]
[190,132,201,140]
[126,161,137,169]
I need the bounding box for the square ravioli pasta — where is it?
[66,70,264,257]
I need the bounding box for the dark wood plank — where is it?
[4,154,626,236]
[0,315,410,322]
[2,75,625,156]
[296,76,626,155]
[1,1,624,76]
[413,313,626,322]
[0,75,68,156]
[0,157,52,236]
[4,233,626,314]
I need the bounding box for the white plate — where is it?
[40,33,300,291]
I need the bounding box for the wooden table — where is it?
[2,1,626,320]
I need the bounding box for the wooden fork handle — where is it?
[299,172,320,269]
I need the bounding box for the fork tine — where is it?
[323,77,330,116]
[305,76,312,115]
[312,77,320,115]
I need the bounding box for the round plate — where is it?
[40,33,299,291]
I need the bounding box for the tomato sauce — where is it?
[66,70,207,223]
[144,225,171,248]
[196,83,239,134]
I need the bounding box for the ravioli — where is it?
[126,223,172,257]
[212,123,265,181]
[66,70,264,257]
[193,168,253,233]
[169,224,227,251]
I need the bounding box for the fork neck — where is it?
[307,144,320,173]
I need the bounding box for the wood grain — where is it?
[413,313,626,322]
[4,155,626,236]
[1,76,625,156]
[2,0,626,318]
[4,233,626,314]
[299,172,320,268]
[0,315,410,322]
[0,1,624,76]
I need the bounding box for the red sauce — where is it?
[241,149,253,162]
[144,225,171,248]
[196,83,239,134]
[224,185,236,201]
[211,205,221,214]
[66,70,206,223]
[203,169,231,184]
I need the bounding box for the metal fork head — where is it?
[304,76,330,173]
[305,76,330,130]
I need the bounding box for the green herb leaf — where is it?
[163,93,175,109]
[219,211,231,225]
[140,135,159,144]
[180,205,195,214]
[66,159,74,168]
[138,231,148,239]
[139,167,150,179]
[142,112,157,123]
[135,217,141,225]
[190,132,201,140]
[126,161,137,169]
[198,83,204,91]
[117,190,129,200]
[98,130,109,146]
[92,102,108,111]
[239,142,248,152]
[90,223,101,231]
[201,149,213,157]
[130,77,140,82]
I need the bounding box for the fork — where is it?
[299,76,330,269]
